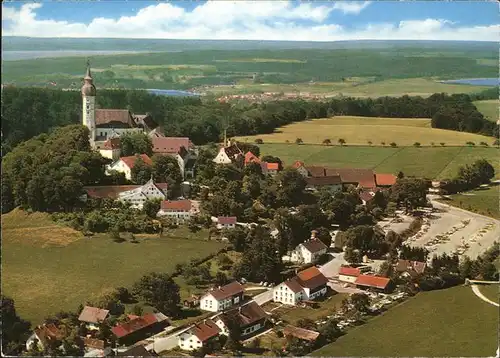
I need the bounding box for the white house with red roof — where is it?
[152,137,197,179]
[273,267,329,306]
[216,216,237,230]
[213,141,243,165]
[338,266,361,283]
[200,281,244,312]
[106,154,152,181]
[157,200,198,223]
[178,319,221,351]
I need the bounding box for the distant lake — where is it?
[147,89,200,97]
[2,50,161,61]
[440,78,498,86]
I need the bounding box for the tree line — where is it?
[2,86,496,156]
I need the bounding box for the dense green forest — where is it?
[1,86,497,155]
[2,46,497,89]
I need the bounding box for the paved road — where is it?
[471,285,499,307]
[319,252,347,278]
[253,289,273,305]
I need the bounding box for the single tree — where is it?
[440,142,445,146]
[323,138,332,146]
[413,142,421,147]
[389,142,397,147]
[295,138,303,145]
[338,138,346,146]
[367,140,373,146]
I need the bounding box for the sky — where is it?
[2,1,499,42]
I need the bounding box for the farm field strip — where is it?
[474,100,498,122]
[257,144,500,179]
[1,209,226,324]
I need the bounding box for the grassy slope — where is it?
[312,286,498,357]
[2,209,226,324]
[479,285,499,303]
[235,116,494,146]
[258,144,500,179]
[474,100,499,122]
[441,186,500,219]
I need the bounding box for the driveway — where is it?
[471,284,499,307]
[319,252,347,278]
[253,289,273,306]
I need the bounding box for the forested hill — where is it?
[1,86,497,155]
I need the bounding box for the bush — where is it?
[466,141,475,146]
[440,142,445,146]
[389,142,397,147]
[295,138,303,145]
[255,138,264,144]
[413,142,421,147]
[276,330,284,338]
[480,141,489,147]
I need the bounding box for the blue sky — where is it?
[2,1,499,41]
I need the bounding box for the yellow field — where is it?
[474,100,498,122]
[235,116,495,146]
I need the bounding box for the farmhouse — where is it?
[292,161,377,189]
[286,233,328,264]
[152,137,197,179]
[244,151,260,165]
[354,274,393,293]
[178,319,221,351]
[78,306,110,330]
[213,141,243,165]
[263,162,280,176]
[375,173,397,187]
[157,199,197,223]
[338,267,361,283]
[215,301,268,338]
[106,154,153,181]
[216,216,237,230]
[111,313,168,345]
[81,62,162,150]
[273,266,329,306]
[200,281,245,312]
[83,178,168,209]
[395,259,426,276]
[305,175,342,193]
[26,324,66,351]
[359,191,376,206]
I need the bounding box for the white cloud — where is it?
[332,1,372,15]
[1,1,498,42]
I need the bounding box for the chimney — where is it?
[311,230,317,240]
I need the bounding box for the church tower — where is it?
[81,60,97,146]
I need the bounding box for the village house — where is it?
[216,216,237,230]
[78,306,110,330]
[200,281,245,312]
[95,137,121,162]
[375,173,397,187]
[273,266,329,306]
[305,175,342,193]
[395,259,426,277]
[244,151,260,166]
[213,141,243,165]
[214,300,268,338]
[157,199,197,223]
[359,190,376,206]
[263,162,280,176]
[338,266,362,284]
[292,161,378,190]
[83,337,112,357]
[81,62,162,151]
[354,274,393,293]
[111,313,168,345]
[106,154,152,181]
[152,137,197,179]
[178,319,221,351]
[83,178,168,209]
[286,231,328,264]
[26,324,66,351]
